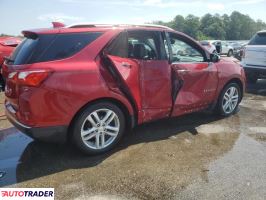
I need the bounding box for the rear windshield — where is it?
[248,33,266,45]
[9,32,103,65]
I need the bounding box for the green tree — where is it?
[200,14,226,39]
[184,14,201,39]
[151,11,266,40]
[170,15,186,32]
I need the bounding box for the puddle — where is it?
[176,134,266,200]
[0,113,240,199]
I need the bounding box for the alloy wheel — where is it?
[80,109,120,150]
[222,86,239,114]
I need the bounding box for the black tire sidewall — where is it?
[217,83,241,116]
[227,50,233,57]
[72,102,125,155]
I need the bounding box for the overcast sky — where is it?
[0,0,266,35]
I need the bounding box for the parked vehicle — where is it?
[4,24,245,155]
[0,37,21,91]
[233,42,247,61]
[199,41,217,53]
[219,41,234,56]
[241,30,266,83]
[201,40,234,56]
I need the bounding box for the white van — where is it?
[241,30,266,83]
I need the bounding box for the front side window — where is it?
[168,33,205,63]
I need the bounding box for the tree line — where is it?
[153,11,266,40]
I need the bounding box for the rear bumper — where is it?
[5,108,68,143]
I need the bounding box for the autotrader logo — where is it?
[0,188,54,200]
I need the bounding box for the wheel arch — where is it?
[67,97,137,141]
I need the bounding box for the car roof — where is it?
[257,30,266,34]
[22,24,174,36]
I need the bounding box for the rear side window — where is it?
[249,33,266,45]
[10,32,102,65]
[127,30,166,60]
[106,30,167,60]
[106,32,128,58]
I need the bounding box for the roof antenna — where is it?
[52,22,65,28]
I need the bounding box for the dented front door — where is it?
[166,32,219,117]
[171,62,218,116]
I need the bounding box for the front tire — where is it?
[216,83,241,116]
[72,102,126,155]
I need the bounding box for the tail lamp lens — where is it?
[18,70,51,86]
[8,70,51,86]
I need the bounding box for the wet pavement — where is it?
[0,80,266,200]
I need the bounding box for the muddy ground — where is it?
[0,80,265,200]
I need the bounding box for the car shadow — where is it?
[0,111,225,187]
[246,79,266,96]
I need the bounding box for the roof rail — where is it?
[66,23,173,30]
[257,30,266,33]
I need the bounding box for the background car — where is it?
[199,40,217,53]
[0,36,21,91]
[241,30,266,83]
[232,42,248,61]
[4,24,245,155]
[201,40,234,56]
[219,41,234,56]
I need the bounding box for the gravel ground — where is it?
[0,80,265,200]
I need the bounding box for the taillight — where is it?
[8,70,52,87]
[18,70,51,86]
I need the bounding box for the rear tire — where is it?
[72,102,126,155]
[227,50,233,57]
[216,83,241,117]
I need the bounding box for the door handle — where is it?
[121,62,131,68]
[177,69,190,74]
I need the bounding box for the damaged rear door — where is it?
[165,32,219,117]
[103,30,172,123]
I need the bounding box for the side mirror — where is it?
[210,53,220,63]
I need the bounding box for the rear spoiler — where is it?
[21,22,65,38]
[52,22,65,28]
[21,31,38,39]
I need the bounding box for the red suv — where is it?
[4,24,245,154]
[0,36,21,91]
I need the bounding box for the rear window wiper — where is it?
[4,56,14,63]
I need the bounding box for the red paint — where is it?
[4,26,245,132]
[171,62,219,116]
[0,37,21,66]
